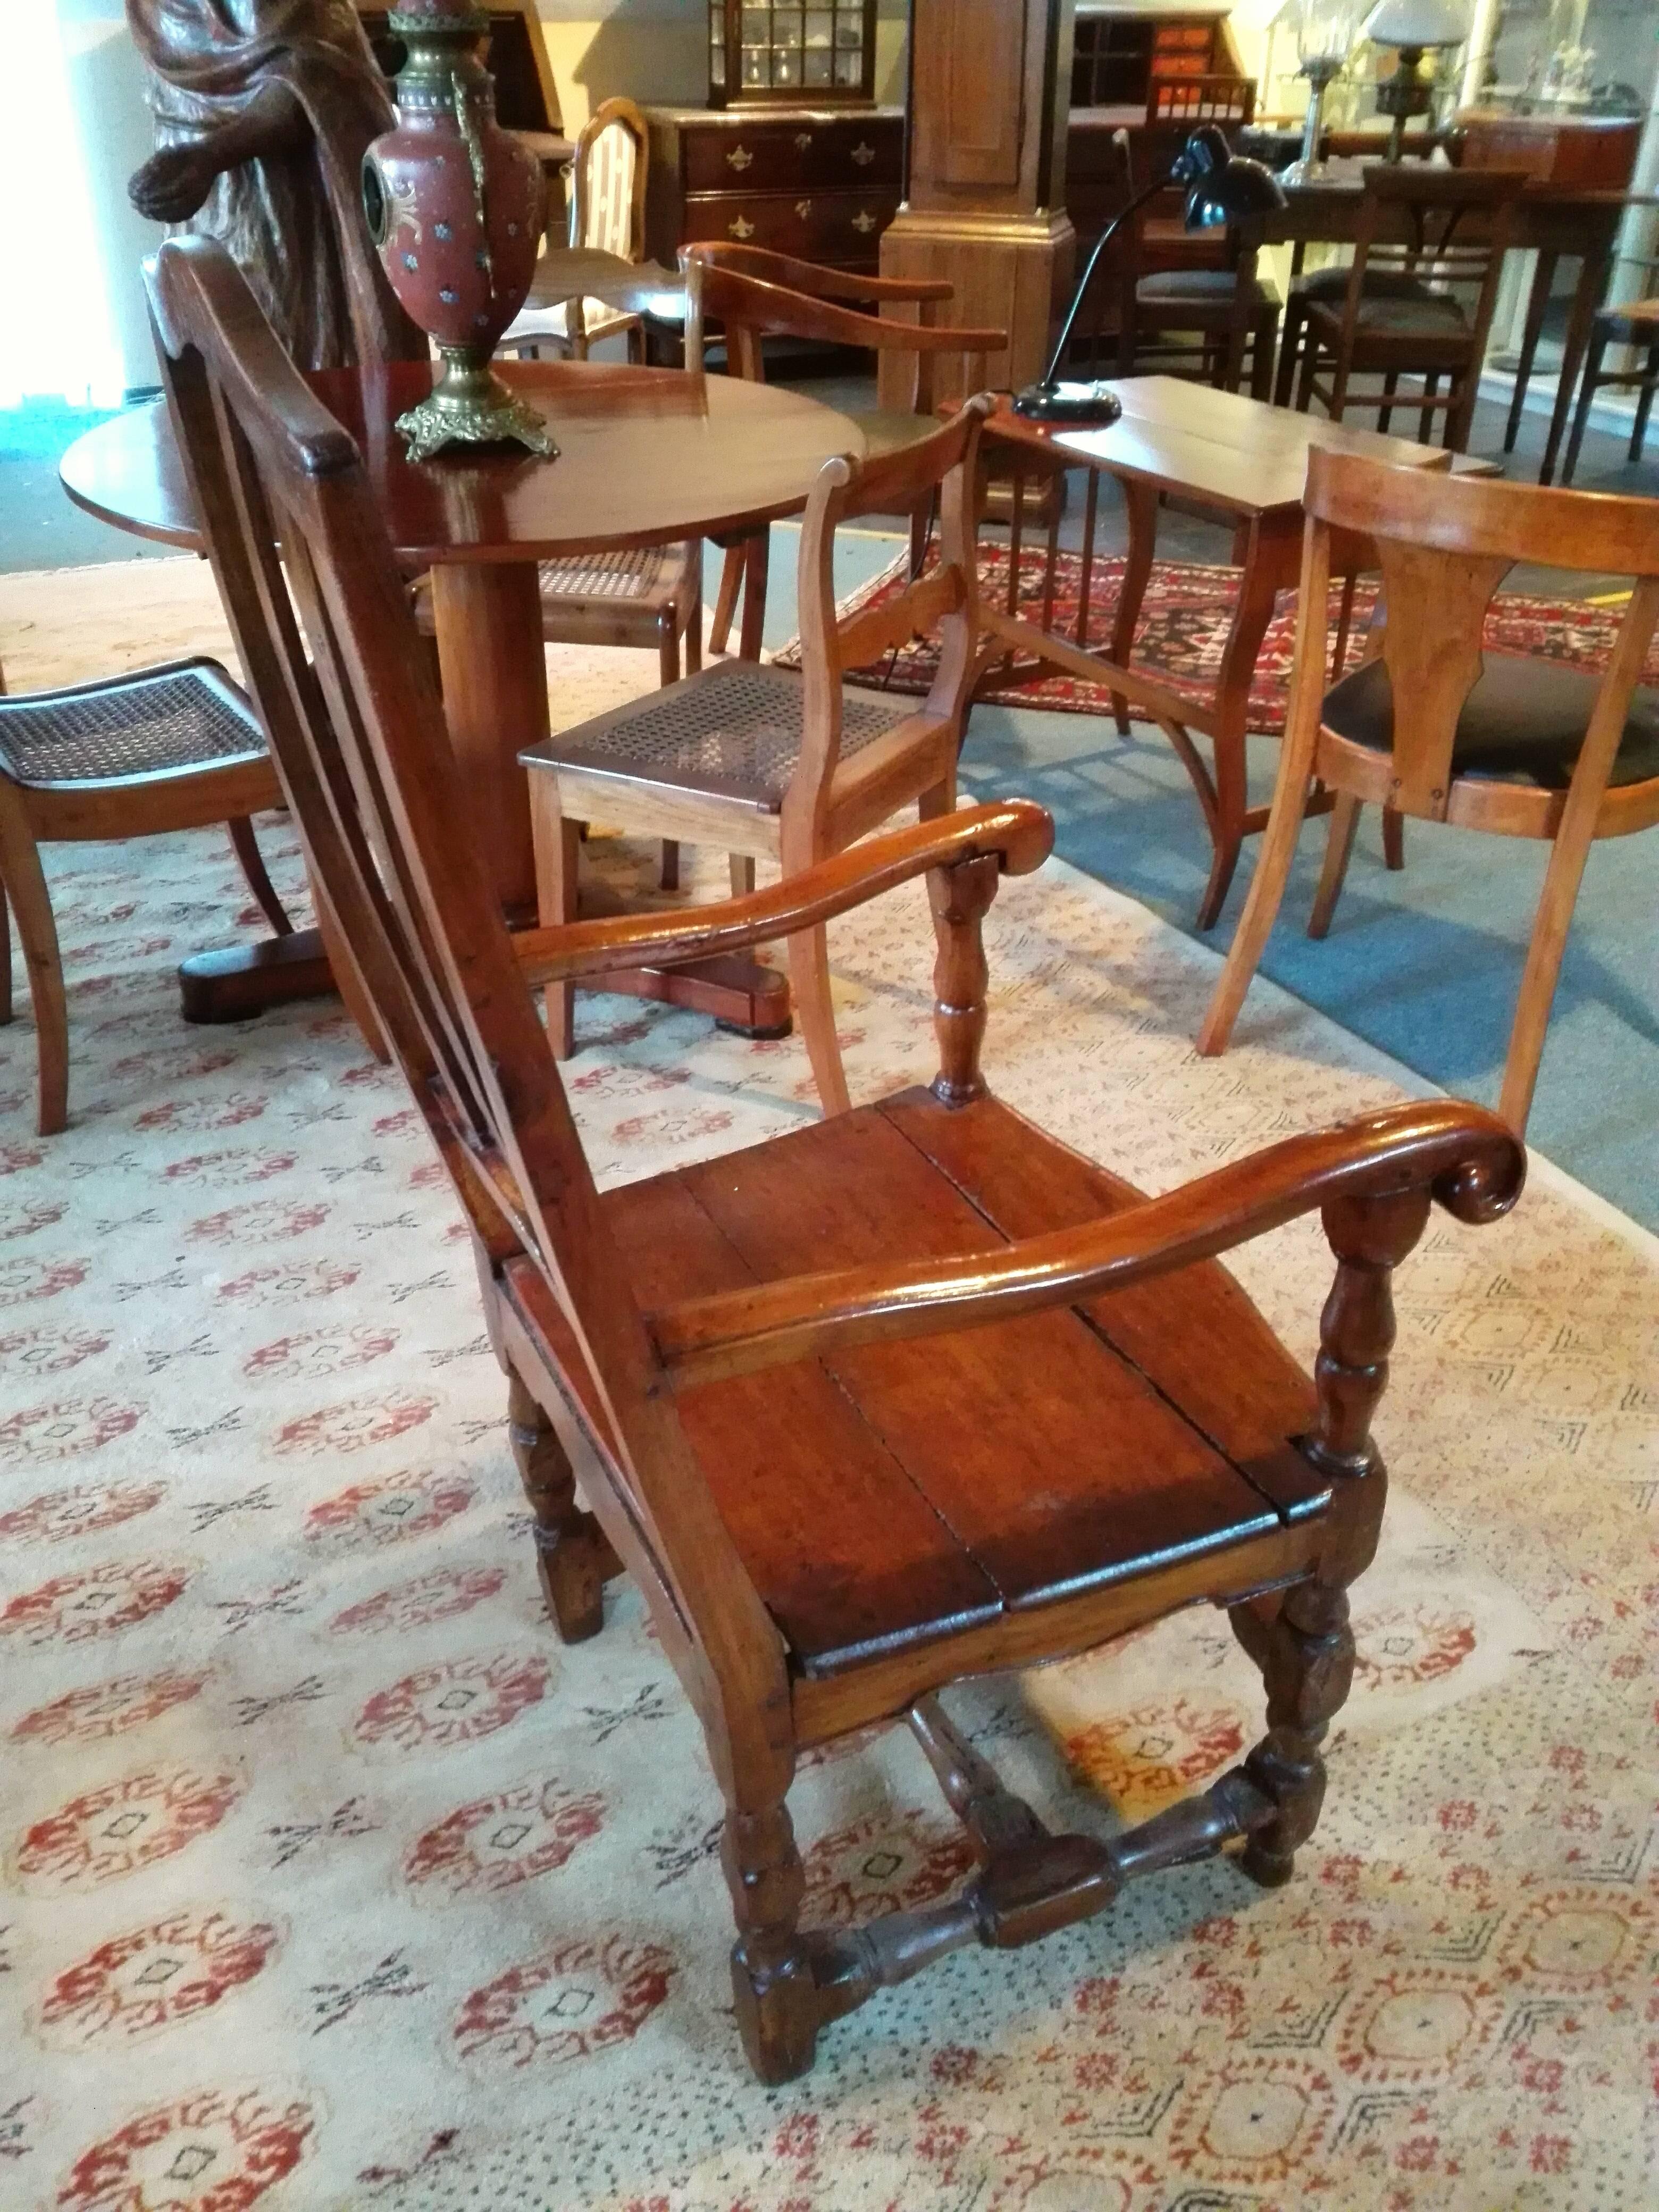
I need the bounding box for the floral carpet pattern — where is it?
[1,560,1656,2211]
[774,547,1659,734]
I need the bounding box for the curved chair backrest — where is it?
[145,234,787,1745]
[683,251,1005,415]
[1301,446,1659,819]
[571,95,648,259]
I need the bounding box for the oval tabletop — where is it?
[59,360,867,564]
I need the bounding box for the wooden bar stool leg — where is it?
[1505,250,1556,455]
[1629,344,1659,465]
[1561,325,1607,488]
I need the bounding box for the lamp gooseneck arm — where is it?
[1040,170,1171,388]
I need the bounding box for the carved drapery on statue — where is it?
[127,0,420,368]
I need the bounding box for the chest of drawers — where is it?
[643,106,904,274]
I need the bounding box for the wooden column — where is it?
[878,0,1076,409]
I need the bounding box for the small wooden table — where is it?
[983,380,1463,927]
[60,357,864,1026]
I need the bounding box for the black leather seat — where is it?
[1322,651,1659,791]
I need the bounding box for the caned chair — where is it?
[1198,449,1659,1133]
[684,249,1004,660]
[0,650,291,1133]
[1281,166,1527,453]
[499,96,651,361]
[520,400,992,1116]
[150,232,1524,2087]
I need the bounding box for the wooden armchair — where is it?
[149,233,1527,2087]
[520,400,992,1115]
[683,248,1004,659]
[1283,165,1527,453]
[1198,448,1659,1132]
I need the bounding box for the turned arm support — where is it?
[512,800,1052,986]
[647,1102,1525,1389]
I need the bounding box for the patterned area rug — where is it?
[2,561,1656,2211]
[774,547,1659,735]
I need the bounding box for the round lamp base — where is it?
[1010,380,1125,427]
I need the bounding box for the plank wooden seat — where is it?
[150,232,1527,2086]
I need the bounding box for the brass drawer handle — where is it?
[726,145,752,171]
[851,141,876,167]
[728,215,756,239]
[851,208,877,234]
[795,199,811,219]
[794,131,813,150]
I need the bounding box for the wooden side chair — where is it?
[1198,449,1659,1133]
[1106,131,1280,399]
[499,96,650,360]
[0,650,291,1133]
[1283,166,1528,452]
[1561,270,1659,487]
[150,231,1525,2087]
[683,249,1004,660]
[520,400,992,1116]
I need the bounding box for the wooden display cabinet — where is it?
[707,0,881,106]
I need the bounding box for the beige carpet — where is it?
[1,562,1656,2211]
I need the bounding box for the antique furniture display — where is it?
[353,0,568,171]
[643,105,903,288]
[520,401,990,1112]
[878,0,1075,409]
[1561,278,1659,486]
[1279,165,1526,450]
[1020,126,1284,422]
[61,358,864,1029]
[706,0,879,103]
[1198,451,1659,1133]
[127,0,425,372]
[683,247,1002,658]
[978,380,1465,931]
[1245,163,1639,483]
[150,231,1527,2086]
[502,99,652,359]
[361,0,551,460]
[0,652,290,1132]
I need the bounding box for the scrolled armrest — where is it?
[513,799,1053,987]
[648,1100,1524,1389]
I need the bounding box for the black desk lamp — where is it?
[1013,125,1287,426]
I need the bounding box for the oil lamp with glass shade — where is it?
[1361,0,1472,160]
[1281,0,1363,186]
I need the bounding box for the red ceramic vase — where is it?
[362,0,553,459]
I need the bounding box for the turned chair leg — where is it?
[786,924,851,1118]
[0,807,68,1134]
[1231,1183,1428,1886]
[1308,792,1361,939]
[226,815,295,936]
[723,1792,818,2084]
[506,1368,617,1643]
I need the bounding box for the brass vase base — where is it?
[395,350,557,463]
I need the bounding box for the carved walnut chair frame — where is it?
[149,234,1524,2085]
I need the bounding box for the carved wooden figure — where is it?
[127,0,421,368]
[150,233,1528,2084]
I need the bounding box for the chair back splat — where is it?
[150,234,1529,2085]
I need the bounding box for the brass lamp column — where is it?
[877,0,1076,410]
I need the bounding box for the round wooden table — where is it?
[61,358,865,1025]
